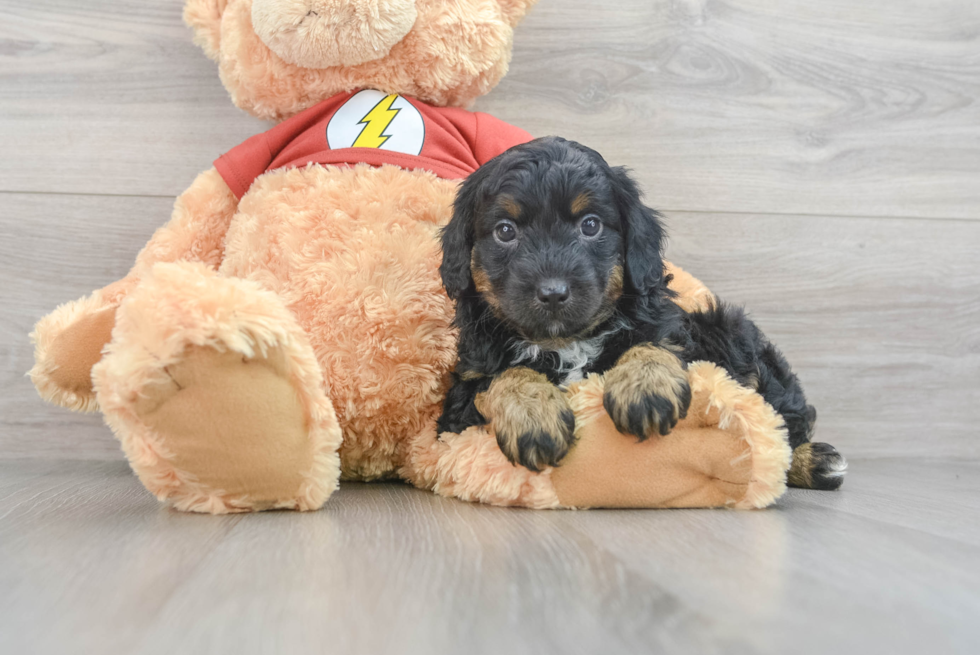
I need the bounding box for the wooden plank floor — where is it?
[1,0,979,652]
[1,458,979,655]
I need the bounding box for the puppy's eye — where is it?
[494,221,518,244]
[580,215,602,238]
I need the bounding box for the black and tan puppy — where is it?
[437,136,846,490]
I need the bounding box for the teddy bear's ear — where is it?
[183,0,229,61]
[496,0,538,27]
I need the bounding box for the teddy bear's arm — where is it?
[183,0,227,61]
[664,262,715,313]
[130,168,238,277]
[30,168,239,412]
[497,0,539,26]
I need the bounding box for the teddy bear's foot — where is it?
[30,298,118,413]
[93,262,342,513]
[29,278,137,412]
[551,363,793,509]
[403,362,793,510]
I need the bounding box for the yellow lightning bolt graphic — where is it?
[352,94,401,148]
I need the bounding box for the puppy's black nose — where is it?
[536,280,570,309]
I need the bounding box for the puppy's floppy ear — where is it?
[439,203,473,300]
[609,166,667,295]
[441,163,495,300]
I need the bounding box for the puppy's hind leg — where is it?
[780,402,848,491]
[789,442,848,490]
[686,303,848,490]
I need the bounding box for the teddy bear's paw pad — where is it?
[788,442,847,491]
[43,305,118,398]
[135,344,318,507]
[30,295,120,412]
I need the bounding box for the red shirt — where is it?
[215,89,533,199]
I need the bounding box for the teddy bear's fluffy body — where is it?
[29,0,796,513]
[228,164,459,480]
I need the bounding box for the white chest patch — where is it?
[510,322,627,387]
[511,339,603,386]
[326,90,425,155]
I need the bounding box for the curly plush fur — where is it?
[30,0,800,512]
[184,0,537,120]
[93,262,343,513]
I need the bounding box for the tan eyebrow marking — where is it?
[571,192,591,215]
[499,195,521,218]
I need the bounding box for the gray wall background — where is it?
[2,0,978,461]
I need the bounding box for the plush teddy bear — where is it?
[29,0,794,513]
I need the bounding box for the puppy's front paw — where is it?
[475,368,575,471]
[602,344,691,440]
[496,411,575,472]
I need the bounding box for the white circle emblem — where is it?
[326,89,425,155]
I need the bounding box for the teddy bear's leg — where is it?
[550,364,793,509]
[398,422,561,509]
[398,364,797,511]
[30,293,123,413]
[92,261,342,513]
[31,168,239,412]
[404,362,793,511]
